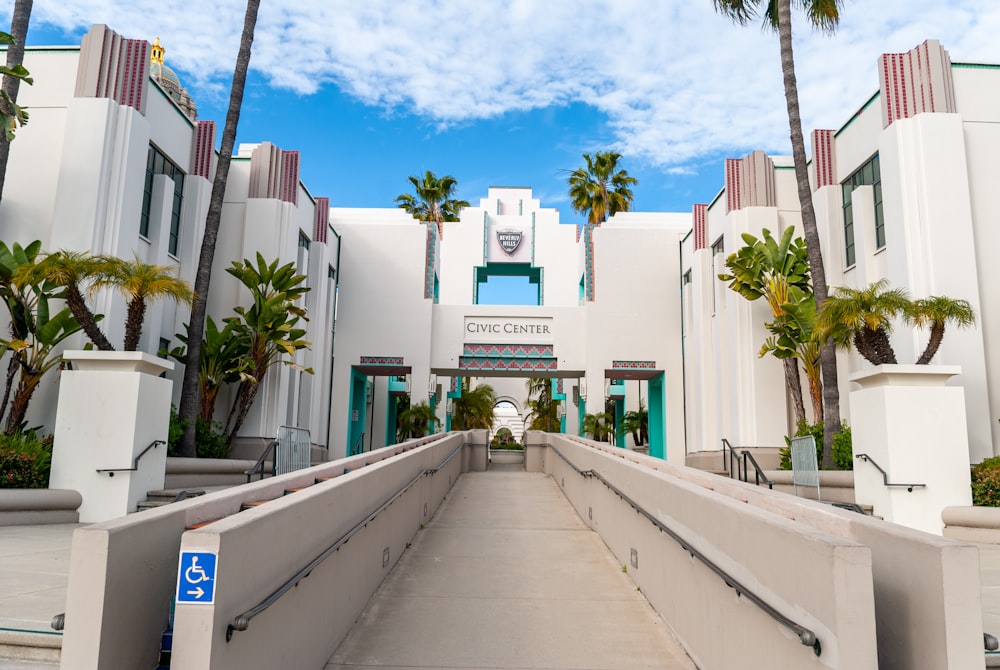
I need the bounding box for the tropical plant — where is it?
[972,457,1000,507]
[622,401,649,447]
[0,429,52,488]
[778,420,852,471]
[178,0,261,458]
[166,405,230,459]
[567,151,637,225]
[222,254,311,445]
[95,255,194,351]
[720,227,812,423]
[0,2,35,202]
[450,377,496,431]
[525,377,560,432]
[25,250,112,350]
[762,286,823,421]
[166,316,249,422]
[394,170,470,236]
[582,411,615,443]
[911,296,976,364]
[815,279,912,366]
[713,0,844,468]
[0,241,82,433]
[397,400,440,440]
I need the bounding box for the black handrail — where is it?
[226,441,464,642]
[854,453,926,492]
[721,438,735,475]
[741,450,774,490]
[551,445,822,657]
[96,440,165,475]
[350,432,364,456]
[986,632,999,651]
[245,440,278,483]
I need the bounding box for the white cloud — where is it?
[12,0,1000,169]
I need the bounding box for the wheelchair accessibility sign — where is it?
[176,551,217,604]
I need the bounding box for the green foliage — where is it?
[779,420,852,471]
[0,430,53,488]
[167,406,230,459]
[567,151,637,225]
[972,457,1000,507]
[396,400,440,441]
[395,171,470,230]
[451,378,496,430]
[0,31,33,142]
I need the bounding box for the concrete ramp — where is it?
[326,470,696,669]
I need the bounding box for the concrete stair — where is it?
[136,488,206,511]
[0,629,61,666]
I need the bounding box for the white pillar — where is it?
[50,351,174,523]
[850,365,972,534]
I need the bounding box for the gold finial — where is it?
[150,36,165,66]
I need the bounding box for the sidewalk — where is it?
[326,466,698,669]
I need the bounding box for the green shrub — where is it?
[778,420,852,471]
[167,406,231,459]
[972,457,1000,507]
[0,431,54,488]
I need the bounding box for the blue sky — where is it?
[13,2,1000,244]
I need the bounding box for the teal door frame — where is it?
[648,372,666,459]
[348,368,368,456]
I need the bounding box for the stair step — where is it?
[240,500,269,511]
[0,629,62,665]
[185,518,222,530]
[284,487,308,495]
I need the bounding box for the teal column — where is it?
[577,396,585,436]
[552,378,567,434]
[648,372,666,459]
[347,368,368,456]
[385,394,398,446]
[614,397,626,448]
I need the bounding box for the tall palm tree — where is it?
[178,0,260,457]
[713,0,844,468]
[96,255,194,351]
[567,151,637,225]
[0,0,33,203]
[395,171,470,236]
[910,296,976,365]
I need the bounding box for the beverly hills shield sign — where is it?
[496,229,522,255]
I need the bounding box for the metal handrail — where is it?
[721,438,734,475]
[741,450,774,490]
[350,432,364,456]
[854,453,926,492]
[551,445,822,656]
[245,439,278,483]
[95,440,165,475]
[226,441,464,642]
[986,632,999,651]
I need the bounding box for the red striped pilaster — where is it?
[693,204,707,250]
[725,159,742,213]
[314,198,329,243]
[880,40,955,128]
[282,151,300,205]
[811,130,836,190]
[191,121,215,179]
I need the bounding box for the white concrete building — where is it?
[682,39,998,463]
[4,28,999,468]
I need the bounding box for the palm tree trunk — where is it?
[0,352,19,424]
[0,0,32,204]
[5,371,38,433]
[123,298,145,351]
[776,0,840,468]
[916,324,945,364]
[783,358,806,425]
[65,285,114,351]
[177,0,260,457]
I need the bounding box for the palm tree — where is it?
[25,250,113,351]
[167,316,248,422]
[762,286,823,421]
[397,400,440,440]
[622,401,649,447]
[911,297,976,364]
[395,171,470,236]
[178,0,260,457]
[525,377,560,432]
[0,0,34,203]
[451,378,497,430]
[582,412,615,443]
[816,279,910,366]
[719,227,811,424]
[567,151,637,225]
[95,255,194,351]
[222,254,311,445]
[713,0,844,468]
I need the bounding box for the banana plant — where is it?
[167,316,250,423]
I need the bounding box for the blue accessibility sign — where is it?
[176,551,217,604]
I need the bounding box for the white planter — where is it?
[49,351,174,522]
[850,364,972,534]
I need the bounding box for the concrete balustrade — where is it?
[544,434,984,670]
[0,489,82,526]
[536,433,879,669]
[58,432,458,670]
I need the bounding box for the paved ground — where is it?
[325,464,698,670]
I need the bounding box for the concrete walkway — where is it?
[326,466,697,669]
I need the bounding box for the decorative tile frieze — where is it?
[459,357,557,372]
[359,356,405,367]
[611,360,656,370]
[463,343,554,358]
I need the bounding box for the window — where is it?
[140,145,185,256]
[841,154,884,267]
[711,236,724,256]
